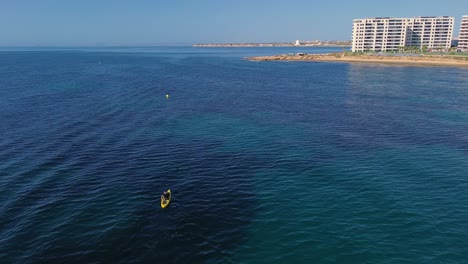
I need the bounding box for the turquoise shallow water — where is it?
[0,47,468,263]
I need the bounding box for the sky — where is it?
[0,0,467,46]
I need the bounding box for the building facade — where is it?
[458,16,468,51]
[352,16,454,52]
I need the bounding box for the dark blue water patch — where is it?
[0,135,259,263]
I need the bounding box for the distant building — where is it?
[294,40,301,46]
[352,16,454,52]
[458,15,468,51]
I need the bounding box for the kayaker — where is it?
[161,191,170,201]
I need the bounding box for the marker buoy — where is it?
[166,94,169,99]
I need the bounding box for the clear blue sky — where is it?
[1,0,467,46]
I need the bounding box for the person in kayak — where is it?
[161,191,170,201]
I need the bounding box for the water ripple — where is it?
[1,49,468,263]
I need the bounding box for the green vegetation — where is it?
[343,51,365,56]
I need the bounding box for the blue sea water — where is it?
[0,46,468,263]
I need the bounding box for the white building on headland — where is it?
[352,16,454,52]
[294,40,301,46]
[458,15,468,51]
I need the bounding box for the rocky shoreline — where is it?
[248,53,468,67]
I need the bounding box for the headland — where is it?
[248,52,468,67]
[193,40,351,47]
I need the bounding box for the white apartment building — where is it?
[352,16,454,52]
[458,16,468,51]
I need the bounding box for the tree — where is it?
[422,45,428,53]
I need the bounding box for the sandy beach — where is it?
[248,53,468,67]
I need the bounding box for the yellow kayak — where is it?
[161,189,171,208]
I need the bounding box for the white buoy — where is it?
[166,94,169,99]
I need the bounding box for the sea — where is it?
[0,46,467,263]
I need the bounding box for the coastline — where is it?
[247,53,468,67]
[193,41,351,48]
[193,44,350,47]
